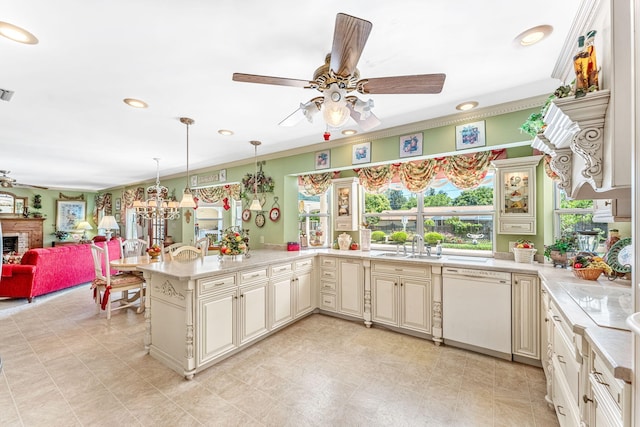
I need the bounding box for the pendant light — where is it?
[179,117,197,208]
[249,140,263,211]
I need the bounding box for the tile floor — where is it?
[0,285,559,426]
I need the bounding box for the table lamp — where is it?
[76,221,93,241]
[98,216,119,241]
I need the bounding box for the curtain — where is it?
[396,159,440,193]
[196,184,242,203]
[299,173,333,196]
[93,193,112,224]
[442,149,505,189]
[123,187,145,209]
[355,165,394,194]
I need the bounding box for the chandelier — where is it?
[132,158,180,220]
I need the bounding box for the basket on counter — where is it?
[512,247,537,264]
[572,268,604,281]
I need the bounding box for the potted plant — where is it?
[31,194,43,218]
[544,234,579,268]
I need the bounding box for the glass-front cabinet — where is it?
[333,178,359,231]
[491,156,543,235]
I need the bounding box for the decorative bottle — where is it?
[435,240,442,256]
[573,36,589,96]
[585,30,599,90]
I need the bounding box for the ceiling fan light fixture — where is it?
[353,98,374,120]
[514,25,553,47]
[456,101,478,111]
[323,85,350,128]
[123,98,148,108]
[0,21,38,44]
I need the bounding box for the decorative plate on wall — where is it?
[606,237,632,274]
[242,209,251,222]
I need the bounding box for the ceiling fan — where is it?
[233,13,446,132]
[0,170,48,190]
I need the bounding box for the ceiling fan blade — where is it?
[15,182,49,190]
[359,74,446,94]
[330,13,372,77]
[278,108,305,127]
[232,73,313,88]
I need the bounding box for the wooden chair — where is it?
[170,245,204,261]
[194,237,209,255]
[119,237,149,258]
[90,243,145,319]
[162,242,185,261]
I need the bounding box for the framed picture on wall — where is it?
[115,213,121,223]
[399,133,423,158]
[115,198,121,212]
[352,142,371,165]
[455,120,486,150]
[315,150,330,170]
[56,200,87,232]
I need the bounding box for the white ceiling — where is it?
[1,0,581,191]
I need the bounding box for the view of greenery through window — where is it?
[364,176,494,254]
[556,191,608,252]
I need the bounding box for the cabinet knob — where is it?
[583,395,593,404]
[605,200,612,206]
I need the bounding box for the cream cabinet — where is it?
[198,287,238,365]
[512,273,540,362]
[585,347,631,427]
[318,256,337,312]
[293,258,314,318]
[592,198,631,223]
[269,262,294,329]
[337,258,363,317]
[371,261,432,334]
[491,155,543,235]
[333,178,359,231]
[238,267,269,345]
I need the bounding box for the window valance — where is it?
[298,172,335,196]
[195,184,242,203]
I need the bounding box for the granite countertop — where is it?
[137,247,633,383]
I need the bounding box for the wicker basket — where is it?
[572,268,603,281]
[512,247,537,263]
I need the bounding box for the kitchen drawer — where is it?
[320,292,336,311]
[592,351,624,411]
[198,274,236,295]
[295,258,313,271]
[552,314,580,403]
[240,268,268,285]
[372,261,431,278]
[319,257,336,268]
[270,263,293,277]
[499,219,535,234]
[320,280,336,292]
[319,269,337,280]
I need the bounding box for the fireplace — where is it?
[0,218,45,250]
[3,236,18,253]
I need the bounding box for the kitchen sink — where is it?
[406,254,442,260]
[374,252,409,258]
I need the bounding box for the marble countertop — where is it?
[137,248,632,382]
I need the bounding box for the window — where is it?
[554,190,608,253]
[364,174,494,255]
[298,188,332,248]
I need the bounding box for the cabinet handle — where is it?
[250,273,260,277]
[592,371,609,387]
[605,201,611,206]
[556,405,566,416]
[553,315,561,322]
[557,355,566,364]
[583,395,593,404]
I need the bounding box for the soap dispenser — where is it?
[435,240,442,256]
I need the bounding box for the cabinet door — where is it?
[512,274,540,360]
[270,276,293,329]
[198,289,237,364]
[239,282,268,345]
[400,277,431,333]
[371,274,398,326]
[293,270,313,318]
[338,259,363,317]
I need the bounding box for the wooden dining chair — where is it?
[90,243,145,319]
[170,245,204,261]
[119,237,149,258]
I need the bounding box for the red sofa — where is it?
[0,239,122,302]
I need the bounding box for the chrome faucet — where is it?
[411,235,424,256]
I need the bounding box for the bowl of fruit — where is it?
[147,244,163,259]
[512,240,536,264]
[571,254,612,280]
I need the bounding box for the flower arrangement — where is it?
[219,227,248,256]
[147,244,162,258]
[53,230,69,241]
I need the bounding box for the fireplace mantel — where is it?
[0,217,46,250]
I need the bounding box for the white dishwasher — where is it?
[442,267,512,360]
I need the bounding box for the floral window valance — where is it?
[298,172,335,196]
[123,187,145,209]
[353,149,505,193]
[196,184,242,203]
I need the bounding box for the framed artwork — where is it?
[56,200,87,232]
[352,142,371,165]
[115,198,121,212]
[456,120,486,150]
[315,150,331,170]
[115,213,121,223]
[399,133,423,158]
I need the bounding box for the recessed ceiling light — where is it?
[0,21,38,44]
[218,129,234,136]
[456,101,478,111]
[123,98,148,108]
[514,25,553,47]
[341,129,357,136]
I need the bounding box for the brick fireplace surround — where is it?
[0,218,45,252]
